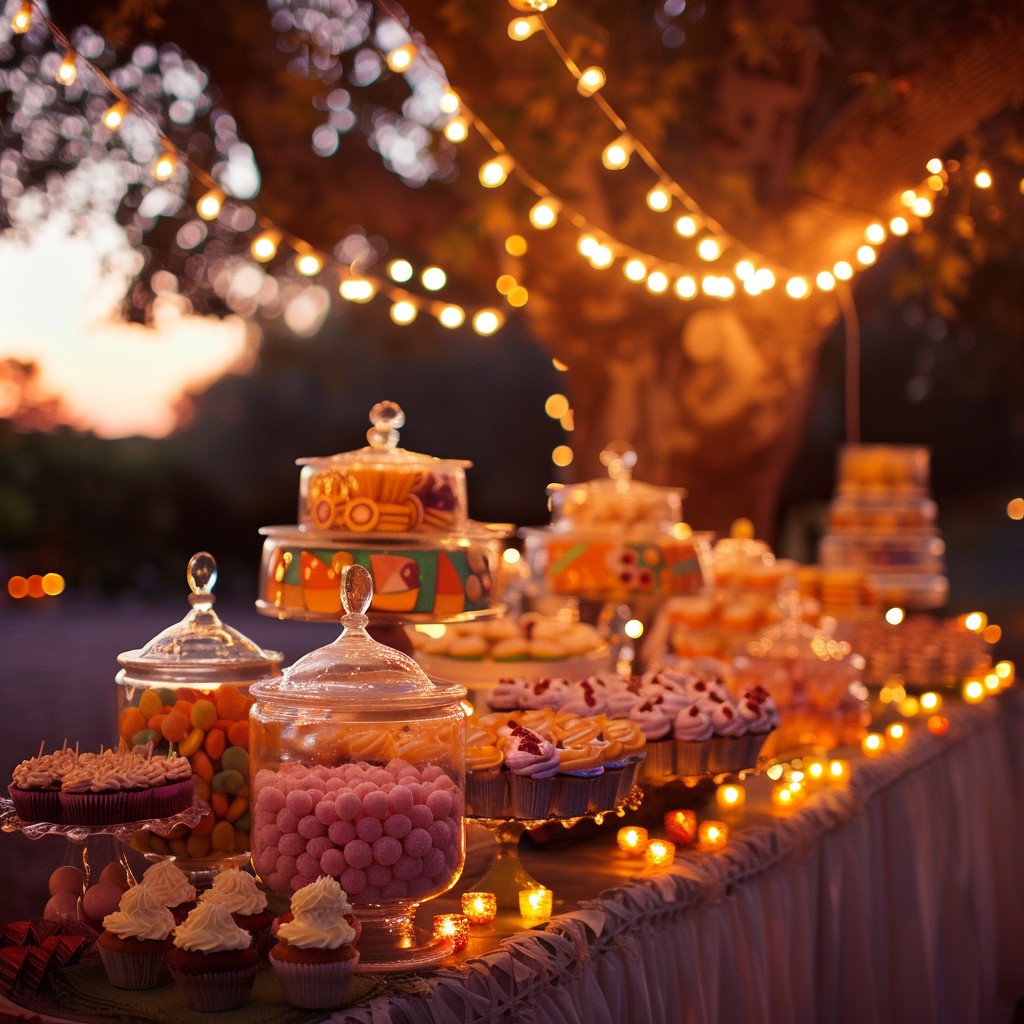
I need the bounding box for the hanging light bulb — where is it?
[385,44,416,73]
[339,277,376,303]
[437,304,465,328]
[856,245,877,266]
[295,247,324,277]
[833,260,854,280]
[11,1,32,33]
[56,48,77,86]
[421,266,446,291]
[815,270,836,291]
[152,149,177,181]
[508,15,541,40]
[577,234,599,258]
[391,299,418,325]
[646,270,669,293]
[889,216,909,236]
[196,188,224,221]
[785,276,810,299]
[601,135,633,170]
[529,197,560,229]
[974,169,993,189]
[864,223,886,244]
[623,259,647,282]
[926,157,944,174]
[675,275,697,299]
[251,229,282,262]
[101,101,128,131]
[674,214,699,238]
[588,244,614,269]
[443,117,469,143]
[577,66,606,96]
[697,237,722,262]
[472,309,503,335]
[388,259,414,282]
[439,89,460,115]
[646,184,672,212]
[479,154,514,187]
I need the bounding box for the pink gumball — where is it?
[48,865,85,897]
[98,862,130,891]
[44,892,81,924]
[82,882,123,924]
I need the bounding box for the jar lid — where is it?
[117,552,283,684]
[251,564,467,711]
[296,400,472,473]
[547,441,685,536]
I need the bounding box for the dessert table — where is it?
[2,689,1023,1024]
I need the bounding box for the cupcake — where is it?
[503,725,559,819]
[138,860,197,924]
[464,735,508,818]
[629,697,674,778]
[707,702,750,774]
[602,719,648,802]
[167,901,260,1012]
[269,876,360,1009]
[551,741,601,817]
[98,884,175,990]
[199,868,274,957]
[7,747,75,823]
[673,705,713,776]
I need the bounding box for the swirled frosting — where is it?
[173,901,252,953]
[710,702,747,737]
[200,868,268,915]
[629,698,673,741]
[674,705,714,742]
[466,744,504,772]
[559,677,607,716]
[488,677,530,710]
[102,884,175,941]
[140,860,196,908]
[277,876,356,951]
[503,726,560,779]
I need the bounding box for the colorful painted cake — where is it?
[257,402,510,621]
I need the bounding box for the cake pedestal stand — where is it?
[0,796,206,928]
[468,786,644,916]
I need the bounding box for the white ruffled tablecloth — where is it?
[341,689,1024,1024]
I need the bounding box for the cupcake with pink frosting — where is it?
[629,696,674,778]
[707,701,750,774]
[504,725,560,819]
[673,705,713,776]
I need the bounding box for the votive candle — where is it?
[715,783,746,811]
[827,759,850,785]
[519,887,553,923]
[697,820,729,851]
[927,714,949,736]
[885,721,908,749]
[432,913,470,951]
[861,732,886,757]
[461,892,497,925]
[616,826,648,854]
[663,809,698,845]
[644,838,676,869]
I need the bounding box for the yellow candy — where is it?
[191,698,218,730]
[186,833,212,859]
[169,838,190,858]
[179,728,205,758]
[138,689,163,720]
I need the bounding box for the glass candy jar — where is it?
[249,564,468,972]
[115,553,283,878]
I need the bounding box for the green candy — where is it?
[234,812,251,832]
[211,769,244,794]
[154,687,177,707]
[131,728,162,750]
[220,746,249,777]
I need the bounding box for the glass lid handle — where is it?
[600,441,637,483]
[339,563,373,633]
[366,400,405,449]
[186,551,218,610]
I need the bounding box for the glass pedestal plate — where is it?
[468,785,645,916]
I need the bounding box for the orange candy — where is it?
[225,796,249,823]
[214,686,251,722]
[160,710,191,744]
[190,750,215,782]
[190,810,216,838]
[204,728,226,761]
[148,713,168,734]
[210,792,230,819]
[119,707,147,744]
[227,720,250,749]
[173,700,194,720]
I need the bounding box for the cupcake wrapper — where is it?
[674,740,711,777]
[169,964,259,1012]
[466,771,509,818]
[708,735,753,775]
[551,775,591,818]
[509,775,554,820]
[640,739,675,781]
[98,945,171,990]
[271,953,359,1009]
[249,924,273,960]
[615,758,643,804]
[60,779,195,826]
[588,768,621,814]
[7,785,61,824]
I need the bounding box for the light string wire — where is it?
[5,0,509,336]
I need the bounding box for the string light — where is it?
[529,196,560,228]
[152,149,177,181]
[577,65,606,97]
[294,246,324,276]
[479,154,514,187]
[196,188,224,221]
[56,48,77,86]
[674,215,699,238]
[251,229,282,262]
[696,237,722,262]
[101,100,128,130]
[385,43,416,73]
[339,277,376,303]
[10,1,32,33]
[508,16,541,41]
[601,134,633,170]
[437,304,465,328]
[443,117,469,143]
[974,169,993,189]
[390,299,417,324]
[623,258,647,282]
[421,266,446,290]
[646,184,672,212]
[472,309,502,335]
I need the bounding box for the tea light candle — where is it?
[432,913,470,951]
[663,809,698,845]
[616,826,648,854]
[804,758,826,784]
[927,714,949,736]
[461,892,497,925]
[827,759,850,785]
[861,732,886,757]
[519,887,553,923]
[962,679,985,704]
[697,820,729,851]
[919,690,943,713]
[644,838,676,869]
[885,721,908,749]
[715,783,746,812]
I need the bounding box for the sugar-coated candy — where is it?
[285,790,313,817]
[314,799,339,825]
[328,820,356,845]
[422,848,446,878]
[82,882,123,923]
[403,828,432,859]
[305,836,334,860]
[335,792,362,821]
[387,786,414,815]
[48,866,85,897]
[297,815,325,839]
[344,839,373,870]
[340,868,366,895]
[371,836,402,867]
[383,814,412,839]
[355,817,384,843]
[393,856,423,881]
[362,791,390,820]
[408,805,433,830]
[320,848,346,876]
[366,863,392,887]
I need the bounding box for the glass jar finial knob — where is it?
[367,400,405,449]
[187,552,217,608]
[600,441,637,483]
[339,563,372,631]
